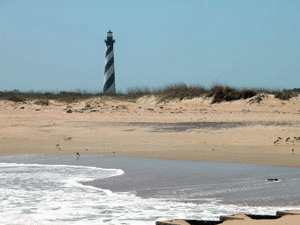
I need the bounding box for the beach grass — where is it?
[0,84,298,103]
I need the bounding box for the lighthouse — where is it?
[103,30,116,94]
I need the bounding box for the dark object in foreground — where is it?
[156,210,300,225]
[156,220,222,225]
[156,215,278,224]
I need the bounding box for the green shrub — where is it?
[34,99,50,105]
[209,85,257,104]
[154,83,207,102]
[274,91,298,100]
[6,95,26,103]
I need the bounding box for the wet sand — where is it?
[1,155,300,225]
[3,155,300,207]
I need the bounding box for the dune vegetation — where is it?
[0,83,298,104]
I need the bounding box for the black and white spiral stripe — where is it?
[103,45,116,93]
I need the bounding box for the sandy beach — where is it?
[1,94,300,224]
[1,94,299,167]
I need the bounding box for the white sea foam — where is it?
[0,162,298,225]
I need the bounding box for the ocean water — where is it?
[0,155,300,225]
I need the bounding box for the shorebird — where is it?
[76,152,80,159]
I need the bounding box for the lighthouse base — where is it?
[103,83,116,94]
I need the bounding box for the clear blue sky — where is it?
[0,0,299,92]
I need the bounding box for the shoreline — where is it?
[1,155,300,225]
